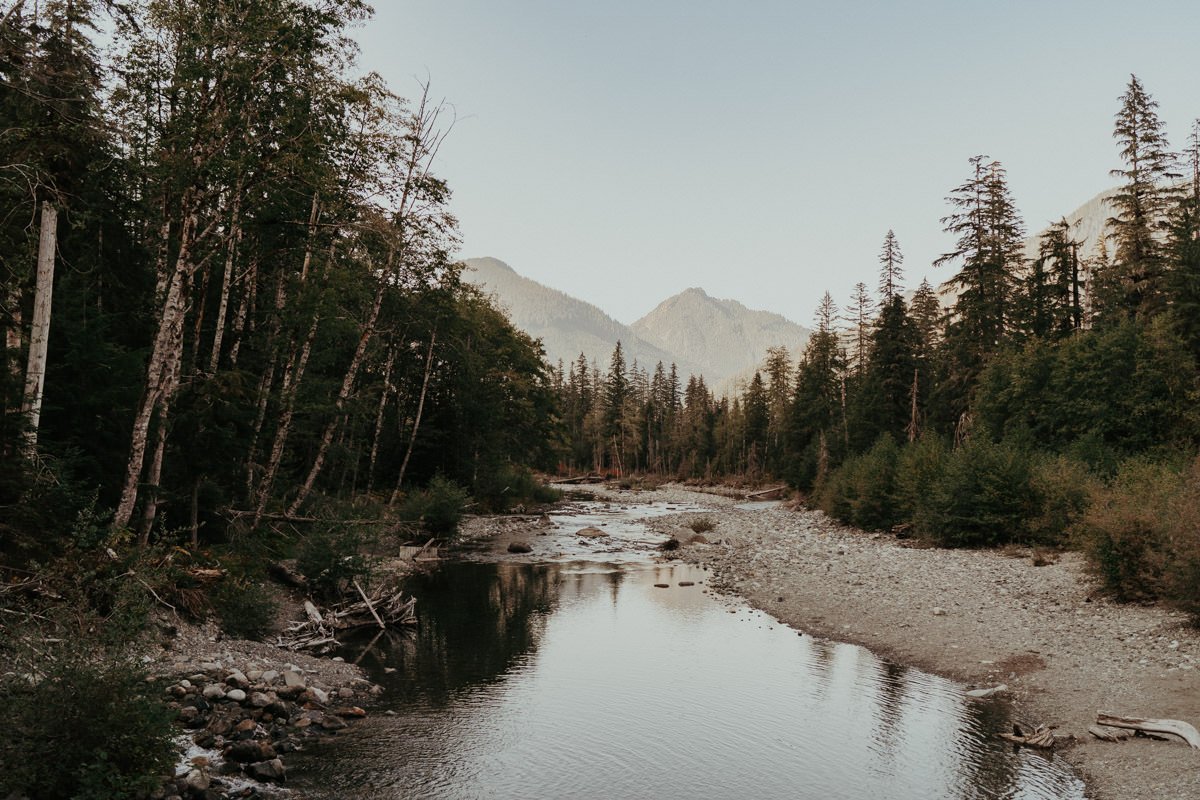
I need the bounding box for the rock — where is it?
[576,526,608,538]
[244,758,285,784]
[201,684,226,700]
[318,714,347,730]
[654,583,670,588]
[305,686,329,705]
[932,607,947,616]
[261,670,279,684]
[679,581,695,587]
[336,688,354,700]
[225,670,249,689]
[283,670,305,690]
[225,688,247,703]
[184,769,209,793]
[333,706,367,718]
[246,669,264,681]
[687,534,710,545]
[507,541,533,553]
[227,740,276,763]
[177,706,198,723]
[965,683,1008,699]
[247,691,273,708]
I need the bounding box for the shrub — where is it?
[689,516,716,534]
[817,435,901,531]
[1027,454,1098,545]
[212,576,279,639]
[399,474,470,536]
[895,433,947,524]
[1079,458,1181,603]
[919,439,1035,547]
[0,653,176,800]
[295,524,375,600]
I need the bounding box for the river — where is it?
[288,498,1087,799]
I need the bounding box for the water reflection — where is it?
[291,556,1086,799]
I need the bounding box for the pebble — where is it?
[201,684,226,700]
[225,688,247,703]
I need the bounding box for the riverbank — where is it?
[573,483,1200,800]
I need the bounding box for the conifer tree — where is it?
[845,282,873,376]
[1103,74,1179,320]
[878,229,904,302]
[1168,120,1200,359]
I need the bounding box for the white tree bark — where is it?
[20,201,58,451]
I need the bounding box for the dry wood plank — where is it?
[1088,725,1134,743]
[1095,712,1200,749]
[1000,723,1058,749]
[353,579,386,629]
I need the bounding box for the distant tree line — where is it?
[0,1,558,556]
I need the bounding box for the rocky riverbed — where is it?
[577,483,1200,800]
[146,620,382,799]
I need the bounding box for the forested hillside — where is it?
[0,0,559,558]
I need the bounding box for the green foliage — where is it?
[1028,454,1098,544]
[398,474,470,536]
[295,524,375,601]
[689,516,716,534]
[919,439,1035,547]
[0,652,176,800]
[472,466,559,513]
[817,435,901,531]
[894,434,948,524]
[212,577,279,640]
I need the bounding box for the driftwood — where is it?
[1095,713,1200,749]
[1000,722,1059,749]
[1088,725,1134,743]
[268,561,309,589]
[555,474,604,485]
[745,486,787,501]
[278,584,416,652]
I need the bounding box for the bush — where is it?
[295,524,375,601]
[399,474,470,536]
[1080,458,1181,602]
[918,438,1036,547]
[1028,454,1098,545]
[0,653,176,799]
[817,435,901,531]
[895,434,948,524]
[212,576,278,639]
[689,516,716,534]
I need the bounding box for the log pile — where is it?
[1000,722,1060,749]
[278,583,416,653]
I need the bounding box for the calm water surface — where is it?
[290,500,1087,800]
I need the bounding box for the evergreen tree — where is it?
[1168,120,1200,359]
[845,282,873,376]
[910,277,942,357]
[1102,74,1179,320]
[878,229,905,302]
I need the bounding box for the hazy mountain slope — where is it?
[1023,187,1119,263]
[631,288,811,386]
[462,257,701,376]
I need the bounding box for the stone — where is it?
[305,686,329,705]
[247,692,273,708]
[202,684,226,700]
[283,670,305,690]
[246,669,264,681]
[336,688,355,700]
[227,740,276,763]
[225,688,247,703]
[932,607,947,616]
[965,683,1008,699]
[333,706,367,718]
[318,714,347,730]
[261,670,279,684]
[507,541,532,553]
[244,758,285,783]
[576,526,608,538]
[185,769,209,793]
[225,670,249,689]
[687,534,710,545]
[654,583,670,588]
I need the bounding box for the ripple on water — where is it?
[289,502,1088,800]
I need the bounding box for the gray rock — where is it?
[306,686,329,705]
[260,670,279,684]
[225,669,249,689]
[185,769,209,792]
[247,691,272,708]
[965,683,1008,699]
[201,684,226,700]
[245,758,285,783]
[507,541,533,553]
[283,670,305,689]
[225,688,247,703]
[576,526,608,538]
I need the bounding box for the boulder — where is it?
[283,670,305,690]
[244,758,285,784]
[247,691,273,708]
[201,684,226,701]
[576,526,608,538]
[507,541,532,554]
[225,670,249,689]
[225,688,247,703]
[226,740,276,763]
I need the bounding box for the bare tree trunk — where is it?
[907,367,920,443]
[208,188,242,373]
[389,328,437,506]
[227,252,255,367]
[20,201,57,452]
[287,254,392,515]
[114,208,197,531]
[365,344,396,494]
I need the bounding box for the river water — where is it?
[289,499,1088,799]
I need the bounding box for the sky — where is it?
[353,1,1200,327]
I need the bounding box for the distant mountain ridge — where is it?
[462,257,811,389]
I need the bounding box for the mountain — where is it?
[462,258,810,390]
[1024,187,1118,264]
[462,257,702,377]
[631,288,811,388]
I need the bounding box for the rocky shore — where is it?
[618,486,1200,800]
[146,621,382,799]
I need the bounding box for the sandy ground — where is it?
[579,484,1200,800]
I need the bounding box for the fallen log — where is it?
[1088,725,1134,743]
[1095,713,1200,749]
[268,561,308,589]
[745,486,787,501]
[1000,722,1058,749]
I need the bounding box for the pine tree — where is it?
[878,229,904,302]
[1168,120,1200,359]
[910,277,942,357]
[1103,74,1179,320]
[845,282,873,376]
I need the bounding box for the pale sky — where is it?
[354,1,1200,326]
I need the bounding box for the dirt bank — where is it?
[610,485,1200,800]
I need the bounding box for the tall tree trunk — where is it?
[114,206,197,531]
[20,201,57,452]
[287,254,392,515]
[365,344,396,494]
[209,189,243,372]
[389,328,437,506]
[227,252,256,367]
